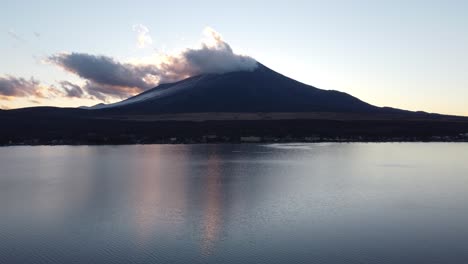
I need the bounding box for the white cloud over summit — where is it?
[160,27,257,77]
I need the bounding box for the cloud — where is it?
[49,53,159,89]
[48,27,257,101]
[133,24,153,48]
[60,80,123,102]
[2,28,257,106]
[0,75,68,100]
[49,53,159,100]
[59,81,85,98]
[83,81,142,101]
[0,76,98,103]
[183,27,257,74]
[7,30,25,42]
[151,27,258,82]
[0,76,41,98]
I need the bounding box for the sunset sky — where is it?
[1,0,467,116]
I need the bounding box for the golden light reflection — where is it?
[201,150,223,255]
[132,147,162,246]
[132,146,188,247]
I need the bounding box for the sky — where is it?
[1,0,467,116]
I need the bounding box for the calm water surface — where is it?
[1,143,468,264]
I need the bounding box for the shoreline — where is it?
[2,138,468,147]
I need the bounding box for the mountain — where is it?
[2,62,468,145]
[93,63,402,114]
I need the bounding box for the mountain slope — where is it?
[95,63,394,114]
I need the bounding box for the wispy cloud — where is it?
[133,24,153,48]
[7,30,26,42]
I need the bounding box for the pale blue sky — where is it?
[1,0,467,115]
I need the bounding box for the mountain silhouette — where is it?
[2,62,468,145]
[94,63,403,114]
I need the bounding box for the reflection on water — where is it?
[201,150,222,255]
[132,146,163,245]
[1,143,468,264]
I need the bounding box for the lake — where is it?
[1,143,468,264]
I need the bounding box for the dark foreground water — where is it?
[1,143,468,264]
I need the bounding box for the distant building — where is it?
[241,136,262,142]
[204,135,218,142]
[305,135,320,141]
